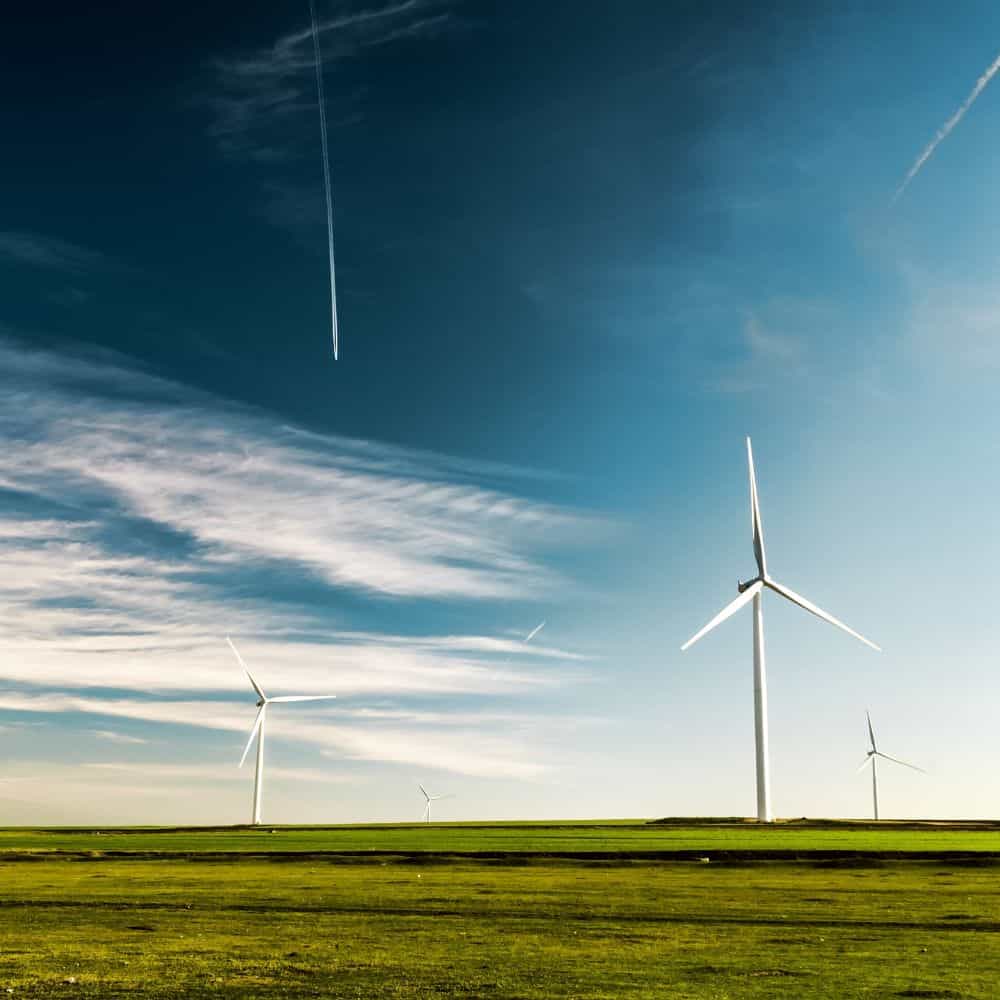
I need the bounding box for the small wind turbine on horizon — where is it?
[681,438,881,823]
[418,784,452,823]
[859,711,925,821]
[227,637,337,826]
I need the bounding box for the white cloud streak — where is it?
[0,336,595,782]
[205,0,455,160]
[0,336,590,605]
[0,691,570,779]
[0,231,107,273]
[91,730,149,745]
[892,49,1000,204]
[81,761,351,784]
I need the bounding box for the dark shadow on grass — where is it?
[2,898,999,935]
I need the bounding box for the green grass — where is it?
[0,822,997,997]
[2,818,1000,856]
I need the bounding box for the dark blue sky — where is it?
[0,1,832,499]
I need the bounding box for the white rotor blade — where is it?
[747,437,767,578]
[238,705,266,768]
[525,621,546,642]
[227,637,267,700]
[267,695,338,703]
[681,581,762,652]
[418,784,430,801]
[876,751,926,774]
[856,756,874,772]
[866,710,878,753]
[765,580,881,651]
[432,794,454,801]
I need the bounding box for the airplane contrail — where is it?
[892,49,1000,205]
[524,621,546,642]
[308,0,340,360]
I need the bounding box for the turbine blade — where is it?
[747,437,767,578]
[866,710,878,753]
[239,705,266,768]
[765,580,881,651]
[681,581,762,652]
[857,756,873,772]
[227,637,267,700]
[267,695,338,703]
[525,621,546,642]
[876,752,926,774]
[418,784,429,801]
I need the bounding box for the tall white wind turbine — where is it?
[681,438,881,823]
[418,783,452,823]
[858,711,925,821]
[227,637,337,826]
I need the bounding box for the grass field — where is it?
[4,818,1000,857]
[0,820,997,998]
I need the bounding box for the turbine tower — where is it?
[681,438,881,823]
[418,784,451,823]
[227,637,337,826]
[859,711,925,820]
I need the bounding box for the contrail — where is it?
[893,49,1000,205]
[308,0,339,359]
[524,621,546,642]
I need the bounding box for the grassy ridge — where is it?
[2,819,1000,855]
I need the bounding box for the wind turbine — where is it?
[227,637,337,826]
[418,784,452,823]
[859,711,925,820]
[681,438,881,823]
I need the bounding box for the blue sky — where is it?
[2,0,1000,823]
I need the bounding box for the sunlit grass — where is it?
[0,822,997,997]
[1,818,999,856]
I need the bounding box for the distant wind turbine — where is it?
[681,437,881,823]
[858,711,925,821]
[418,783,452,823]
[227,637,337,825]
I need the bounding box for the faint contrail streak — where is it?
[525,621,546,642]
[892,49,1000,205]
[308,0,339,360]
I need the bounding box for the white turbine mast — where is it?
[858,710,925,821]
[227,637,337,826]
[681,437,881,823]
[418,783,452,823]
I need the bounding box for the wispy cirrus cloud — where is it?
[81,761,351,784]
[710,307,811,394]
[0,335,591,603]
[91,730,149,745]
[0,231,108,273]
[0,691,573,779]
[204,0,456,161]
[0,335,595,781]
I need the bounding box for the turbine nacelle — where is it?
[738,575,764,594]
